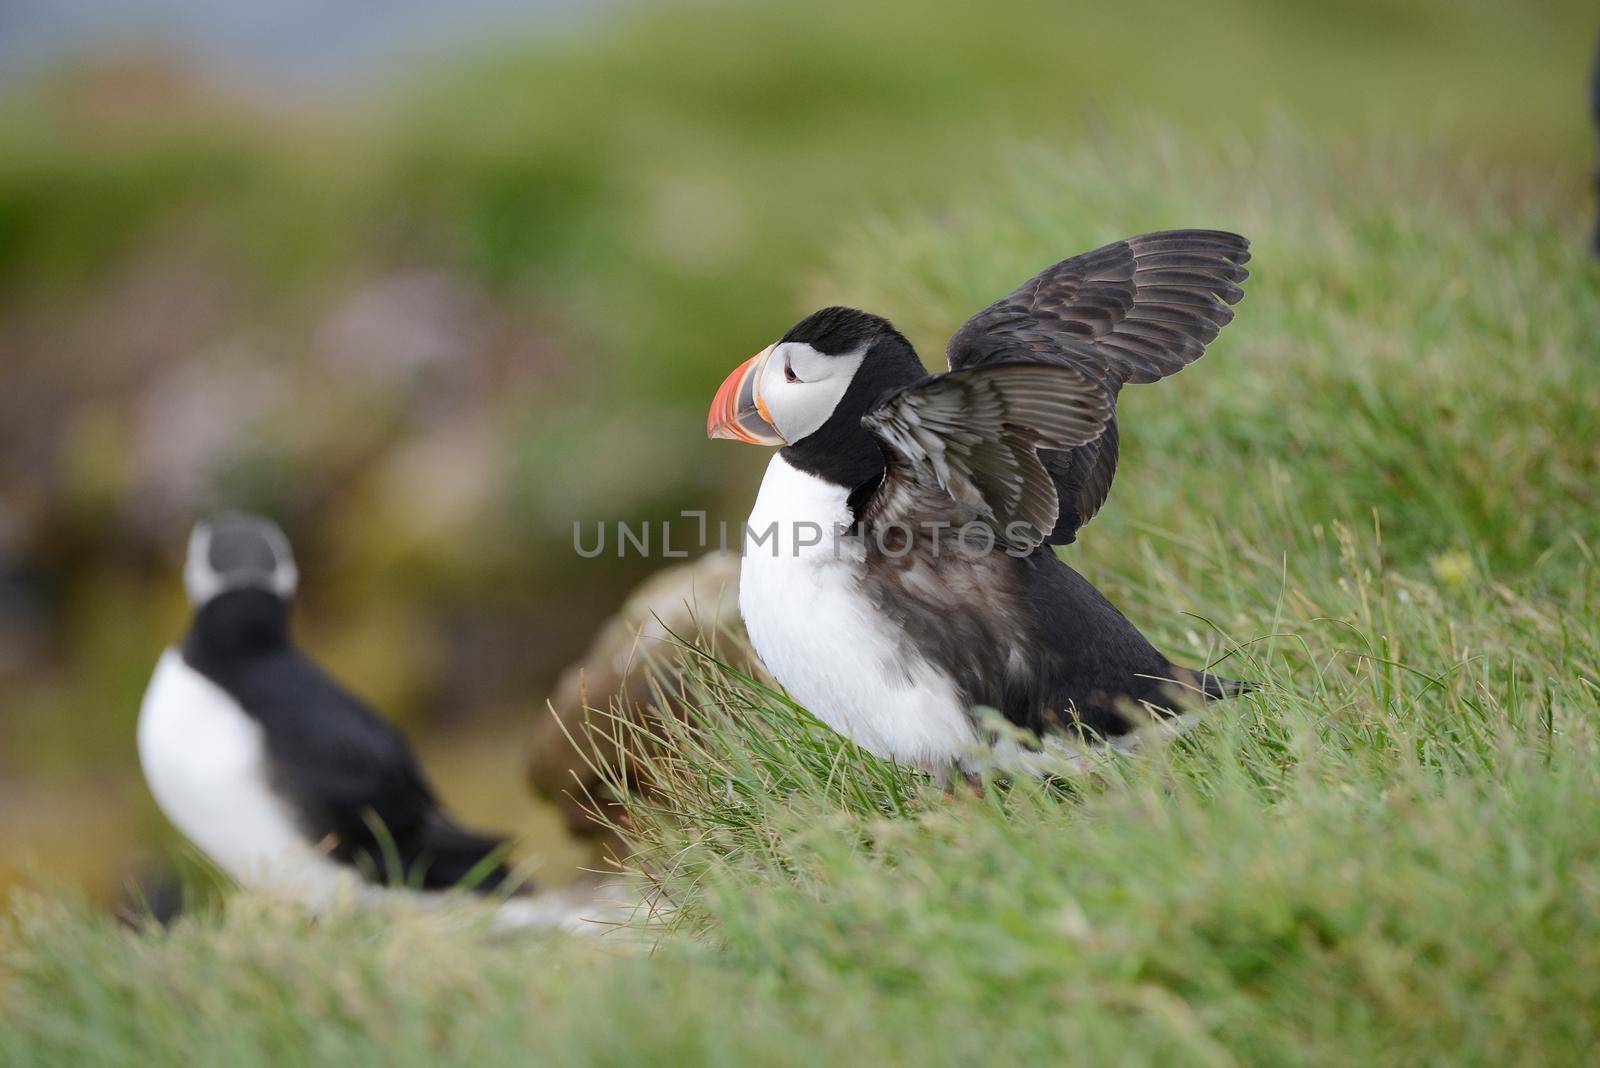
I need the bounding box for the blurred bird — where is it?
[707,231,1252,775]
[138,513,543,919]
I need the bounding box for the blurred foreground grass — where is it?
[0,0,1594,898]
[5,120,1598,1062]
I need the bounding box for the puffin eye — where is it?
[784,358,800,384]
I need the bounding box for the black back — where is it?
[181,590,513,892]
[859,532,1238,742]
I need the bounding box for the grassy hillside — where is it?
[5,131,1597,1064]
[2,0,1596,903]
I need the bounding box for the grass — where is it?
[4,127,1599,1064]
[3,0,1597,904]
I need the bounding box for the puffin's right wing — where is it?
[248,653,507,884]
[946,231,1249,543]
[860,362,1111,553]
[264,654,440,843]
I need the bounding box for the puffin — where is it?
[137,513,521,909]
[706,230,1252,774]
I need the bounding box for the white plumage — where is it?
[138,648,359,907]
[739,453,980,767]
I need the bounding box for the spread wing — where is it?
[860,362,1112,553]
[947,230,1249,543]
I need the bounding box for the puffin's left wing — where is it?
[860,362,1111,552]
[946,230,1249,544]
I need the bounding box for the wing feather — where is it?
[861,362,1112,552]
[946,230,1249,542]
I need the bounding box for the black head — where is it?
[779,306,894,355]
[707,306,928,489]
[180,513,299,662]
[183,513,298,608]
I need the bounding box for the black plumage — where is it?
[182,588,515,891]
[862,362,1111,551]
[946,230,1250,543]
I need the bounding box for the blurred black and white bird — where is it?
[138,513,544,918]
[707,231,1252,775]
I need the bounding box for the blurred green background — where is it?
[0,0,1594,901]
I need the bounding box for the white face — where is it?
[183,516,299,607]
[753,340,869,444]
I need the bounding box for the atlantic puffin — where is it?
[137,513,521,908]
[707,230,1251,773]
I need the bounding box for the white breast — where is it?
[738,453,977,768]
[137,649,360,907]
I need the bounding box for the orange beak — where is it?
[707,346,783,445]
